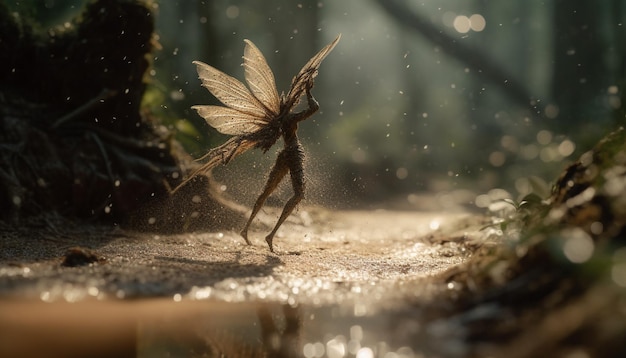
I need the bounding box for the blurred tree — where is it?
[551,0,626,145]
[374,0,534,112]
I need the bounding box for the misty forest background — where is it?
[19,0,626,210]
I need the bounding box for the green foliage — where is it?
[482,179,551,234]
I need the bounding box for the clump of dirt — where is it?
[61,247,104,267]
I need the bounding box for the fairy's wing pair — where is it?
[191,40,280,136]
[192,35,341,135]
[173,35,340,193]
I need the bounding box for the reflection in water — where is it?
[135,301,422,358]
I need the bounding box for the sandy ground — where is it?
[0,208,483,304]
[0,208,487,357]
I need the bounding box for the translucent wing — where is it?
[284,34,341,109]
[197,136,257,165]
[193,60,269,119]
[243,40,281,116]
[171,136,257,194]
[192,105,267,135]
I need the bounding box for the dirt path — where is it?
[1,208,482,305]
[1,208,487,357]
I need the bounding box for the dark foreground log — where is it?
[0,0,243,231]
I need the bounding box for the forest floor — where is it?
[0,207,488,357]
[3,128,626,357]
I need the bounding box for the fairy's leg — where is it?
[264,144,305,252]
[240,149,289,245]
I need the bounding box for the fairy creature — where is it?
[176,35,340,252]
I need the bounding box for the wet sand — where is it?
[0,208,486,357]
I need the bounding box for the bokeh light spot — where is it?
[469,14,486,31]
[561,228,594,263]
[453,15,471,33]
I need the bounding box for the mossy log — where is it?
[439,127,626,357]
